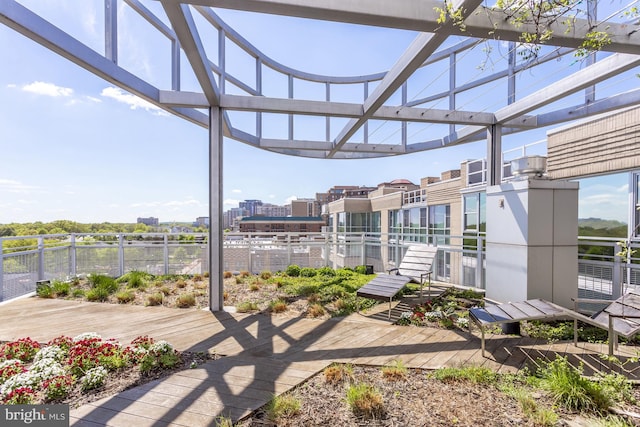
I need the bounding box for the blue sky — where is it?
[0,1,632,224]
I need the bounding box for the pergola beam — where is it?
[328,0,485,157]
[160,0,220,106]
[185,0,640,53]
[0,0,208,128]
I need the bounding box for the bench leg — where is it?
[481,326,486,358]
[388,298,392,320]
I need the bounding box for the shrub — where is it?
[223,271,233,279]
[71,289,85,298]
[235,276,244,284]
[159,286,172,296]
[36,283,54,298]
[346,383,385,418]
[193,274,203,282]
[51,280,70,297]
[117,271,150,289]
[236,301,258,313]
[266,394,301,421]
[317,266,336,276]
[381,360,407,380]
[354,265,368,274]
[176,293,196,308]
[269,299,287,313]
[146,293,164,306]
[300,267,317,277]
[537,356,611,411]
[115,290,135,304]
[203,271,210,278]
[324,363,353,385]
[285,265,301,277]
[249,283,260,292]
[259,271,272,280]
[88,274,118,293]
[307,303,325,318]
[85,287,110,302]
[239,271,251,278]
[175,278,187,288]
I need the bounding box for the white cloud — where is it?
[268,194,276,199]
[101,87,162,113]
[0,179,38,193]
[232,189,242,194]
[23,81,73,97]
[7,83,16,89]
[285,195,298,204]
[164,199,202,208]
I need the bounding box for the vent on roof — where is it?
[510,155,547,179]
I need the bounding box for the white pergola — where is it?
[2,0,639,311]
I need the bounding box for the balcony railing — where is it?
[2,233,637,309]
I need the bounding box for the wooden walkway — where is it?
[1,297,639,426]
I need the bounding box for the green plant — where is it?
[193,274,203,282]
[51,280,70,297]
[176,293,196,308]
[85,287,110,302]
[115,290,135,304]
[146,293,164,306]
[36,283,54,298]
[317,266,336,276]
[346,383,385,418]
[537,356,611,411]
[269,299,287,313]
[175,278,187,288]
[299,267,317,277]
[159,286,171,296]
[249,283,260,291]
[324,363,353,384]
[307,303,325,318]
[236,301,258,313]
[259,270,272,280]
[381,359,407,380]
[285,265,301,277]
[431,365,498,384]
[72,288,85,298]
[214,415,234,427]
[266,394,301,421]
[88,274,118,293]
[117,270,150,289]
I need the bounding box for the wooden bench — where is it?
[357,245,438,319]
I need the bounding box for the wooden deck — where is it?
[1,297,639,426]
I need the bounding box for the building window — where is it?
[463,192,486,233]
[428,204,450,245]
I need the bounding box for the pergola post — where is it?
[209,106,224,312]
[487,124,502,186]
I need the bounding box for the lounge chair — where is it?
[469,292,640,357]
[356,245,438,319]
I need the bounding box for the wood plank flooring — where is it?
[1,297,638,426]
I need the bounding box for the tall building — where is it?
[137,217,159,226]
[291,198,319,217]
[239,200,263,216]
[256,203,291,217]
[223,207,246,230]
[195,217,210,228]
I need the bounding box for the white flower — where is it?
[456,317,470,328]
[400,312,413,319]
[149,341,173,354]
[0,359,22,369]
[73,332,102,342]
[33,345,66,363]
[81,366,108,390]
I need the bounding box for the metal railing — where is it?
[2,232,637,309]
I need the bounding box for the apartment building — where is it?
[238,216,326,233]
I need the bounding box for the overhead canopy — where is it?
[1,0,639,159]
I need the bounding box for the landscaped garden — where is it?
[16,267,640,425]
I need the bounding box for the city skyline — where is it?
[0,1,632,225]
